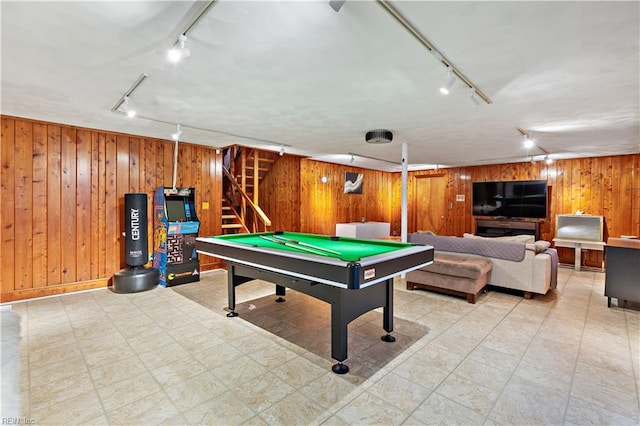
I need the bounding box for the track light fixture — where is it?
[171,124,182,141]
[350,155,355,164]
[440,68,456,95]
[168,34,191,62]
[279,145,285,156]
[468,89,480,108]
[122,96,136,118]
[545,155,553,165]
[524,135,535,149]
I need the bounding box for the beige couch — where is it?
[408,233,558,299]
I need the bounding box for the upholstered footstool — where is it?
[406,253,492,303]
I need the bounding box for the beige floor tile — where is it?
[489,375,568,424]
[183,391,256,425]
[564,396,639,425]
[453,357,511,393]
[367,372,432,414]
[571,375,640,419]
[149,355,207,388]
[28,354,87,388]
[261,391,332,425]
[164,371,227,412]
[210,354,267,388]
[393,353,450,391]
[435,372,500,416]
[512,359,573,393]
[30,388,104,425]
[272,355,328,389]
[106,390,180,425]
[299,372,357,409]
[233,371,296,412]
[29,370,96,411]
[89,355,148,388]
[95,371,161,412]
[411,392,485,425]
[17,270,640,425]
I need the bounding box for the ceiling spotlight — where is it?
[440,67,456,95]
[523,135,535,149]
[171,124,182,141]
[329,0,345,12]
[545,155,553,165]
[468,89,480,107]
[168,34,191,62]
[350,155,355,164]
[279,146,284,156]
[122,96,136,118]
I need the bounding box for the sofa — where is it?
[407,232,558,300]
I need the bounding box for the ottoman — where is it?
[406,253,492,303]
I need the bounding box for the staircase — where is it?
[221,146,277,234]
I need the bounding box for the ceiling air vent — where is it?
[365,129,393,144]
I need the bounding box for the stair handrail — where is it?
[223,167,271,230]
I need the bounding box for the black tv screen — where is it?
[165,197,187,222]
[472,180,548,218]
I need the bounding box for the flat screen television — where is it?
[472,180,548,218]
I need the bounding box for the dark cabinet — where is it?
[604,238,640,308]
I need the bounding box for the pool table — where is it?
[195,231,434,373]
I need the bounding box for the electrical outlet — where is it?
[456,194,465,202]
[202,201,209,210]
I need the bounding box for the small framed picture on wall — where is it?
[344,172,363,194]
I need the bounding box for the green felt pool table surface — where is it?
[214,231,413,262]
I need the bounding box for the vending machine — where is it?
[153,187,200,286]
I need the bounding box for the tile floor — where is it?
[6,267,640,425]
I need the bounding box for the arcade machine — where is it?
[153,187,200,286]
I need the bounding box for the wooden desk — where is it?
[604,238,640,308]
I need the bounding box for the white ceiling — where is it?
[2,1,638,172]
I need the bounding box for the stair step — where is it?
[222,224,243,229]
[222,215,236,219]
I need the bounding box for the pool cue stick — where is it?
[271,235,342,256]
[259,235,328,256]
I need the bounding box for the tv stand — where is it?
[475,218,540,240]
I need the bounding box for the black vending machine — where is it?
[152,187,200,286]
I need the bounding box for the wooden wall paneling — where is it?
[141,138,154,262]
[76,129,92,282]
[14,120,34,289]
[1,118,16,294]
[32,123,48,288]
[96,133,107,278]
[46,125,62,286]
[90,132,100,278]
[105,134,118,278]
[620,154,637,236]
[129,137,140,193]
[610,156,622,239]
[632,155,640,237]
[61,126,77,283]
[602,156,614,238]
[116,135,130,269]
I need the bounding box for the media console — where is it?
[475,218,540,241]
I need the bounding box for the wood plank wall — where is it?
[259,155,302,232]
[297,159,397,235]
[2,113,637,301]
[399,155,640,266]
[1,116,223,302]
[285,154,638,267]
